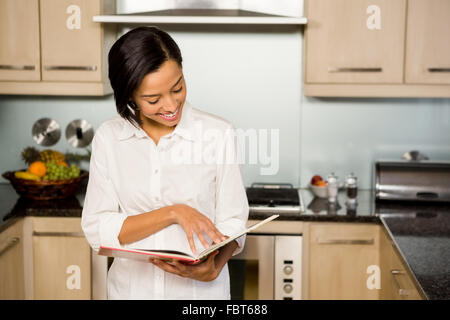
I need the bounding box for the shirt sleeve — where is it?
[81,130,127,252]
[214,125,249,256]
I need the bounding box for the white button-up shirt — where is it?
[81,101,249,300]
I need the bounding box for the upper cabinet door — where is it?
[0,0,41,81]
[305,0,406,84]
[405,0,450,84]
[40,0,103,82]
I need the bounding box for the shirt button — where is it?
[154,169,159,174]
[155,197,160,201]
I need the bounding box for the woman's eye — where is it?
[173,86,183,93]
[148,100,159,105]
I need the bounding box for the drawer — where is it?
[310,223,379,246]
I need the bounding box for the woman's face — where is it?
[132,59,187,130]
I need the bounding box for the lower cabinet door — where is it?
[389,249,422,300]
[33,235,91,299]
[0,220,25,299]
[308,223,380,299]
[380,228,423,300]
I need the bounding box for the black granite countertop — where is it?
[249,186,378,223]
[377,201,450,300]
[1,183,449,300]
[0,183,85,232]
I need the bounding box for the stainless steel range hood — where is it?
[94,0,307,25]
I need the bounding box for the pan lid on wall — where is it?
[65,119,94,148]
[32,118,61,146]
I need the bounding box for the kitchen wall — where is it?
[300,96,450,189]
[1,1,450,189]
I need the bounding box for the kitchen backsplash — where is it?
[1,29,449,189]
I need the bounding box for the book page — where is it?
[197,214,280,259]
[98,246,199,263]
[129,224,210,258]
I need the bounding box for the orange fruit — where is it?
[57,161,69,168]
[28,161,47,177]
[315,180,327,187]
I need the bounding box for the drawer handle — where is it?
[44,65,97,71]
[428,68,450,73]
[0,237,20,257]
[328,67,382,73]
[0,64,35,71]
[317,238,374,245]
[33,231,85,237]
[391,269,410,296]
[416,192,438,199]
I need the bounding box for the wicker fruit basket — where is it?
[2,170,89,200]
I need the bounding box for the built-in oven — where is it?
[228,183,304,300]
[228,233,302,300]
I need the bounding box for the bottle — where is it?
[345,172,358,200]
[328,201,338,215]
[327,172,338,203]
[346,197,358,215]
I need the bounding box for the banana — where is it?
[14,171,41,181]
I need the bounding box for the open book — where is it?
[98,214,279,265]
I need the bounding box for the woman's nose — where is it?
[161,95,178,113]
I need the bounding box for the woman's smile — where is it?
[157,106,180,121]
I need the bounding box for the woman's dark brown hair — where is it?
[108,26,183,126]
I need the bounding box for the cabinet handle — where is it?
[391,269,410,296]
[328,67,383,73]
[0,237,20,257]
[317,238,374,245]
[428,68,450,73]
[0,64,35,71]
[33,231,85,237]
[44,65,97,71]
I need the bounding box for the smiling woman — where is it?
[81,26,249,300]
[108,27,186,143]
[132,60,186,142]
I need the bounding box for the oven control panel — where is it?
[274,235,302,300]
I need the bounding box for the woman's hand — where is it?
[169,204,226,255]
[150,250,220,282]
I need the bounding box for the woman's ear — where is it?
[128,101,139,110]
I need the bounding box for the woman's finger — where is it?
[204,227,225,244]
[200,250,219,268]
[196,230,211,250]
[172,260,189,273]
[151,259,183,276]
[203,250,219,273]
[205,220,226,242]
[185,229,197,256]
[208,250,219,261]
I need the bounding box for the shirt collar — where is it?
[118,101,197,142]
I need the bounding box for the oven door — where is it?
[228,234,275,300]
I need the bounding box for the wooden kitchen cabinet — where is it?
[304,0,450,97]
[0,0,41,81]
[305,0,406,84]
[307,222,380,299]
[0,219,25,299]
[40,0,109,83]
[0,216,107,300]
[0,0,116,95]
[379,227,424,300]
[405,0,450,84]
[32,217,91,299]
